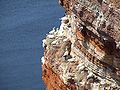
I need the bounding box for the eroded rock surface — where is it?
[42,0,120,90]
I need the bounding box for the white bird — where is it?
[87,72,94,79]
[76,63,85,72]
[42,39,46,47]
[41,57,45,64]
[47,34,55,38]
[49,28,56,34]
[61,16,68,21]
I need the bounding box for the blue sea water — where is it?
[0,0,64,90]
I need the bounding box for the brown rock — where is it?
[42,0,120,90]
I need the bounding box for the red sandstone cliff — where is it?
[42,0,120,90]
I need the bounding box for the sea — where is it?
[0,0,64,90]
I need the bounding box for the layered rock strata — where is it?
[42,0,120,90]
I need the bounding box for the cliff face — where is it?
[42,0,120,90]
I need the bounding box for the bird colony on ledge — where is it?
[42,0,120,90]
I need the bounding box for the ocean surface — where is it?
[0,0,64,90]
